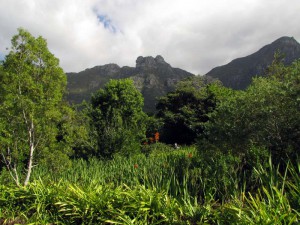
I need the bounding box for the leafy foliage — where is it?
[202,57,300,164]
[156,76,219,144]
[68,103,99,160]
[90,79,148,158]
[1,29,300,224]
[0,28,71,185]
[0,149,299,224]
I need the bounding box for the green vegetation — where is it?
[202,56,300,165]
[89,79,148,158]
[0,148,299,224]
[156,76,219,145]
[0,29,299,224]
[0,28,72,187]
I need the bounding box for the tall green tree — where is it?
[203,58,300,164]
[90,79,148,158]
[156,76,219,144]
[0,28,69,186]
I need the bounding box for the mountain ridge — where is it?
[66,55,194,112]
[66,36,300,112]
[205,36,300,89]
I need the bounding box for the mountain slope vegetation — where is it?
[66,55,194,112]
[206,36,300,89]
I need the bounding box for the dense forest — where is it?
[0,29,299,224]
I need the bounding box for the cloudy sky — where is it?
[0,0,299,74]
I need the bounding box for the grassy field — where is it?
[0,145,299,224]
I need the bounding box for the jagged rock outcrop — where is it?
[67,37,300,110]
[66,55,194,112]
[206,37,300,89]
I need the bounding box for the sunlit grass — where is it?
[0,145,299,224]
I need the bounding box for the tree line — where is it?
[1,28,299,186]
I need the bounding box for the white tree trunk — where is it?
[24,120,35,186]
[1,150,20,187]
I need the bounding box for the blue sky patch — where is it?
[97,14,117,33]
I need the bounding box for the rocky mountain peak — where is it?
[155,55,166,64]
[67,55,194,112]
[136,55,169,70]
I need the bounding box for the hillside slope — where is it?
[206,37,300,89]
[66,55,194,112]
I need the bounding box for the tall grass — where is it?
[224,158,300,224]
[31,147,199,199]
[0,146,299,224]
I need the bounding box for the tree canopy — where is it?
[202,57,300,164]
[156,76,219,145]
[90,78,148,158]
[0,28,70,186]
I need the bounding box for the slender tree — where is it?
[0,28,68,186]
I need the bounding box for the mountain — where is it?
[66,55,194,112]
[66,37,300,110]
[205,37,300,89]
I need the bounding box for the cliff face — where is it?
[66,37,300,110]
[205,37,300,89]
[66,55,194,112]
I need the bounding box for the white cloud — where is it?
[0,0,299,74]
